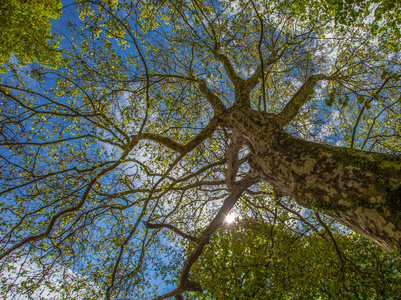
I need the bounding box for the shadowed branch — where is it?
[143,221,199,242]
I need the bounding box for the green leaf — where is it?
[341,94,349,107]
[0,0,62,70]
[325,98,333,106]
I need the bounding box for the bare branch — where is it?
[315,212,345,268]
[213,51,244,86]
[245,49,279,92]
[105,221,142,299]
[132,115,220,154]
[137,133,186,153]
[0,149,131,261]
[152,176,256,299]
[179,177,255,292]
[151,288,181,300]
[144,221,200,242]
[350,77,390,149]
[250,0,267,110]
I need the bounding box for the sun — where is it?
[225,213,236,224]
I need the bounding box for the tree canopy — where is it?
[1,0,401,299]
[189,217,401,299]
[295,0,401,51]
[0,0,62,71]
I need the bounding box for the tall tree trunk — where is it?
[229,108,401,252]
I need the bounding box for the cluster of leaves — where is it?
[293,0,401,51]
[188,216,401,299]
[0,0,400,299]
[0,0,62,71]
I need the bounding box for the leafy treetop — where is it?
[0,0,400,299]
[0,0,62,71]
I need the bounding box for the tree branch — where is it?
[225,132,243,191]
[213,51,244,86]
[0,148,132,261]
[250,0,267,110]
[182,116,220,152]
[136,133,186,153]
[178,177,255,292]
[315,212,345,268]
[245,49,279,92]
[1,114,219,262]
[143,221,199,242]
[133,115,220,154]
[152,176,256,300]
[152,287,181,300]
[277,74,329,127]
[198,79,227,114]
[350,76,390,149]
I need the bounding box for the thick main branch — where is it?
[198,80,227,114]
[134,115,220,154]
[277,74,329,127]
[248,124,401,253]
[213,51,244,86]
[225,132,244,190]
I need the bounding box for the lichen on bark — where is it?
[224,107,401,253]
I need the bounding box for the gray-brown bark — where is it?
[200,49,401,252]
[160,102,401,299]
[224,106,401,252]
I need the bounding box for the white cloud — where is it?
[1,258,100,300]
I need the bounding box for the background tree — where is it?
[0,0,62,71]
[187,214,401,299]
[295,0,401,52]
[0,0,400,299]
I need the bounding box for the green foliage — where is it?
[190,219,401,299]
[293,0,401,52]
[0,0,400,299]
[0,0,62,71]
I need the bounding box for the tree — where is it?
[0,0,400,299]
[294,0,401,52]
[0,0,62,71]
[188,217,401,299]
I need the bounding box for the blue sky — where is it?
[2,0,401,299]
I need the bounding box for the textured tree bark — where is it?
[227,107,401,252]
